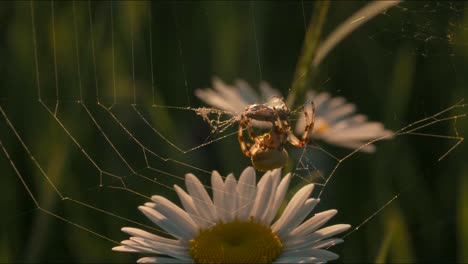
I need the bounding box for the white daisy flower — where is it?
[195,77,393,153]
[113,167,350,263]
[295,90,394,153]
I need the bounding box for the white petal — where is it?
[224,174,238,222]
[185,173,217,225]
[121,227,182,247]
[235,79,260,104]
[112,242,155,254]
[286,224,351,249]
[264,172,292,225]
[114,240,160,254]
[144,202,156,208]
[138,206,190,240]
[137,257,189,263]
[174,185,210,228]
[277,198,320,239]
[259,81,282,101]
[256,170,271,188]
[321,138,377,153]
[150,196,198,237]
[281,248,339,261]
[274,256,325,263]
[112,245,142,253]
[236,167,257,221]
[272,184,314,236]
[249,172,273,220]
[284,238,343,252]
[194,89,239,113]
[211,171,226,222]
[323,103,356,121]
[130,237,190,260]
[312,92,331,110]
[212,77,249,112]
[270,168,282,187]
[310,238,344,249]
[325,96,346,110]
[259,169,282,224]
[325,123,389,140]
[289,209,338,238]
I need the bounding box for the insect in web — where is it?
[238,96,315,171]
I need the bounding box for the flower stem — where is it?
[287,0,330,108]
[287,1,401,108]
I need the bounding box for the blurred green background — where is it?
[0,1,467,263]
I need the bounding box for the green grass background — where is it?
[0,1,467,263]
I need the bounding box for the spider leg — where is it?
[287,101,316,148]
[268,107,290,150]
[286,131,305,147]
[301,101,316,143]
[272,107,286,132]
[243,117,257,142]
[238,116,253,157]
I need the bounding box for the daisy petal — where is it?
[272,184,315,236]
[235,79,259,104]
[114,240,160,254]
[137,257,189,263]
[224,174,238,222]
[310,238,344,249]
[185,173,217,225]
[282,248,339,261]
[211,171,226,222]
[324,103,356,121]
[121,227,182,247]
[264,172,292,225]
[113,243,152,254]
[249,172,274,220]
[195,89,238,113]
[289,209,338,237]
[150,196,198,237]
[286,224,351,249]
[138,206,190,240]
[284,238,343,253]
[274,256,325,263]
[278,198,320,240]
[321,139,377,153]
[259,169,281,223]
[236,167,257,221]
[174,185,210,228]
[130,237,190,260]
[212,77,249,112]
[259,81,281,101]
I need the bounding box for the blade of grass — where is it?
[312,1,400,68]
[287,0,329,108]
[374,222,394,263]
[387,207,416,263]
[288,1,400,108]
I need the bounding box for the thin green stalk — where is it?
[313,1,400,68]
[287,1,400,108]
[287,0,329,108]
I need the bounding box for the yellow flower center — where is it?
[189,218,283,264]
[315,121,329,134]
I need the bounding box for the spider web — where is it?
[0,1,466,262]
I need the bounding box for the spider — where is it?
[243,96,290,123]
[238,97,315,171]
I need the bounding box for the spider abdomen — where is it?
[251,148,288,172]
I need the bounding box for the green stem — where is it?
[287,0,329,108]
